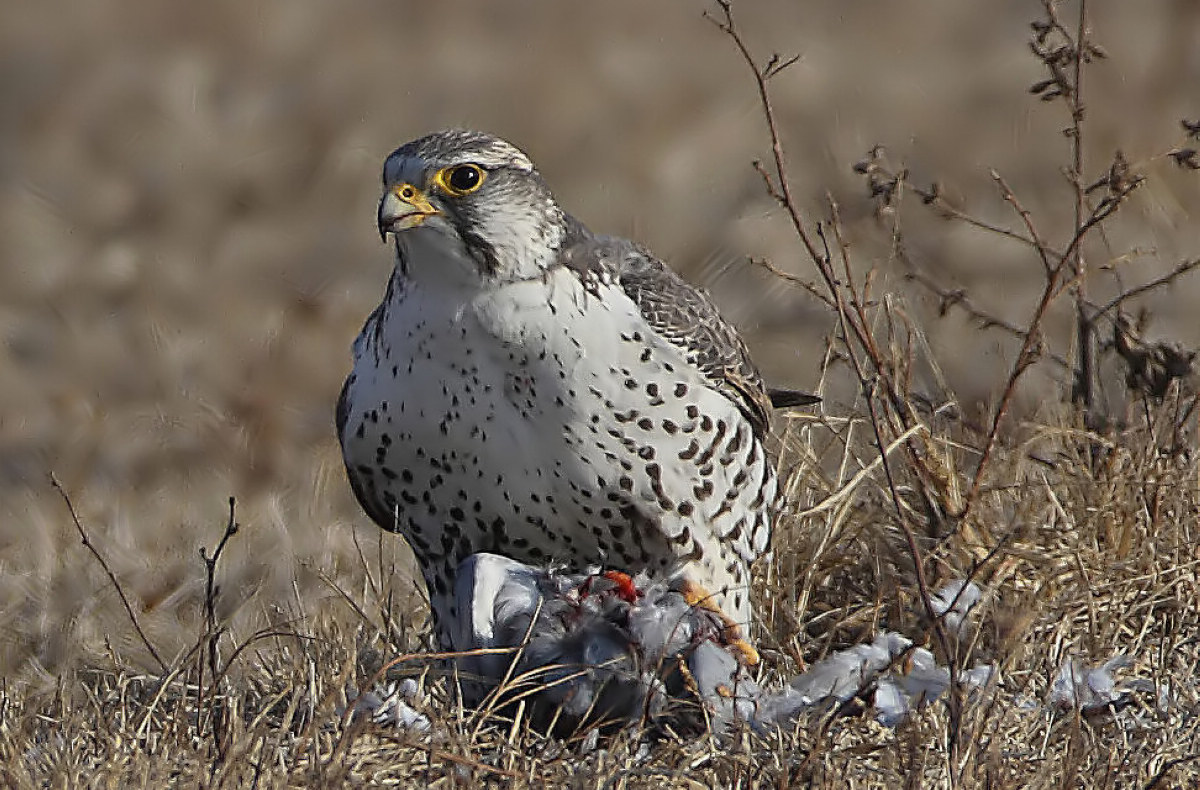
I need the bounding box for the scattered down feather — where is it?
[443,556,999,735]
[449,553,753,735]
[349,566,1156,740]
[1047,655,1154,714]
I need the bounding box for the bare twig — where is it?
[901,267,1072,371]
[705,6,824,267]
[1091,258,1200,321]
[202,498,240,680]
[709,6,957,670]
[749,257,834,308]
[732,36,934,492]
[50,473,167,673]
[198,496,241,762]
[991,171,1055,276]
[1069,0,1096,411]
[860,150,1064,265]
[961,170,1144,518]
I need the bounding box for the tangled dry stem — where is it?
[4,1,1199,787]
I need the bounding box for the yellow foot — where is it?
[678,579,760,667]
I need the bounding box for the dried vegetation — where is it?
[3,1,1199,787]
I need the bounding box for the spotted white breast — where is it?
[339,229,778,639]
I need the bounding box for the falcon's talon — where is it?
[727,637,761,668]
[338,130,800,654]
[679,578,760,667]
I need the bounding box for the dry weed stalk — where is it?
[196,496,240,764]
[863,10,1200,429]
[50,474,167,673]
[11,2,1200,787]
[710,0,1198,780]
[707,0,963,720]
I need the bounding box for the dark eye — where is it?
[441,164,485,195]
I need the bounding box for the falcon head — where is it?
[377,130,576,284]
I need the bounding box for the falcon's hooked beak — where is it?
[377,183,441,241]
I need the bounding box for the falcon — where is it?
[337,130,813,662]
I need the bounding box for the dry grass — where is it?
[3,393,1197,788]
[3,0,1200,787]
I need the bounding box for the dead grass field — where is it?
[2,0,1199,786]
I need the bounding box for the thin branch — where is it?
[991,171,1055,276]
[749,257,834,308]
[1070,0,1096,411]
[50,473,167,673]
[202,498,240,681]
[706,3,824,268]
[918,188,1059,261]
[712,1,952,527]
[859,153,1066,265]
[198,496,241,763]
[961,169,1144,517]
[961,226,1076,515]
[1091,258,1200,321]
[1054,176,1146,300]
[901,266,1072,371]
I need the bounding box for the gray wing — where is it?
[336,370,397,532]
[560,234,774,439]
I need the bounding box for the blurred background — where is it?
[1,0,1197,681]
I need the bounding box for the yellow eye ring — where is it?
[434,164,486,196]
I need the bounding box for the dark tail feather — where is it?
[768,388,821,409]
